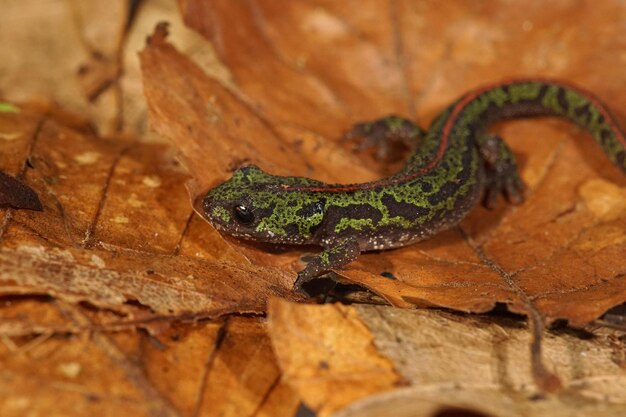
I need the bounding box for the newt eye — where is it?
[233,204,255,224]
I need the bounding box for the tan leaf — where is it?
[267,298,404,417]
[0,108,299,317]
[164,0,626,325]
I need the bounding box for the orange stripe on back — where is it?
[286,78,626,193]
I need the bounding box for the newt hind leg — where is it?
[476,134,526,208]
[343,115,425,160]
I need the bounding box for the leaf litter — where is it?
[2,1,626,416]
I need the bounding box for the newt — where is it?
[200,80,626,293]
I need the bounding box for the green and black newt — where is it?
[201,80,626,292]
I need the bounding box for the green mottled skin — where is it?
[202,80,626,292]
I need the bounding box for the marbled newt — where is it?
[201,80,626,293]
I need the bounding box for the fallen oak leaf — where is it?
[267,298,404,417]
[175,1,626,327]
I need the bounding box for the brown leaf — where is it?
[356,305,625,396]
[0,108,299,317]
[0,0,127,135]
[72,1,127,102]
[1,303,298,417]
[168,1,626,325]
[267,298,404,416]
[143,316,300,417]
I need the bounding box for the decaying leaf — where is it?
[268,298,404,417]
[0,108,300,316]
[143,316,301,417]
[1,303,298,417]
[153,0,626,326]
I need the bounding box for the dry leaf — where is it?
[0,0,126,135]
[0,108,299,316]
[1,303,298,417]
[267,298,404,416]
[143,316,300,417]
[150,0,626,325]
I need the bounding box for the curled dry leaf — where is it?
[140,1,626,325]
[356,305,626,403]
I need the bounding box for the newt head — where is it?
[201,165,326,245]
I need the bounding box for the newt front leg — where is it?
[293,237,361,293]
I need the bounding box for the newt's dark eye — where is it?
[233,204,255,224]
